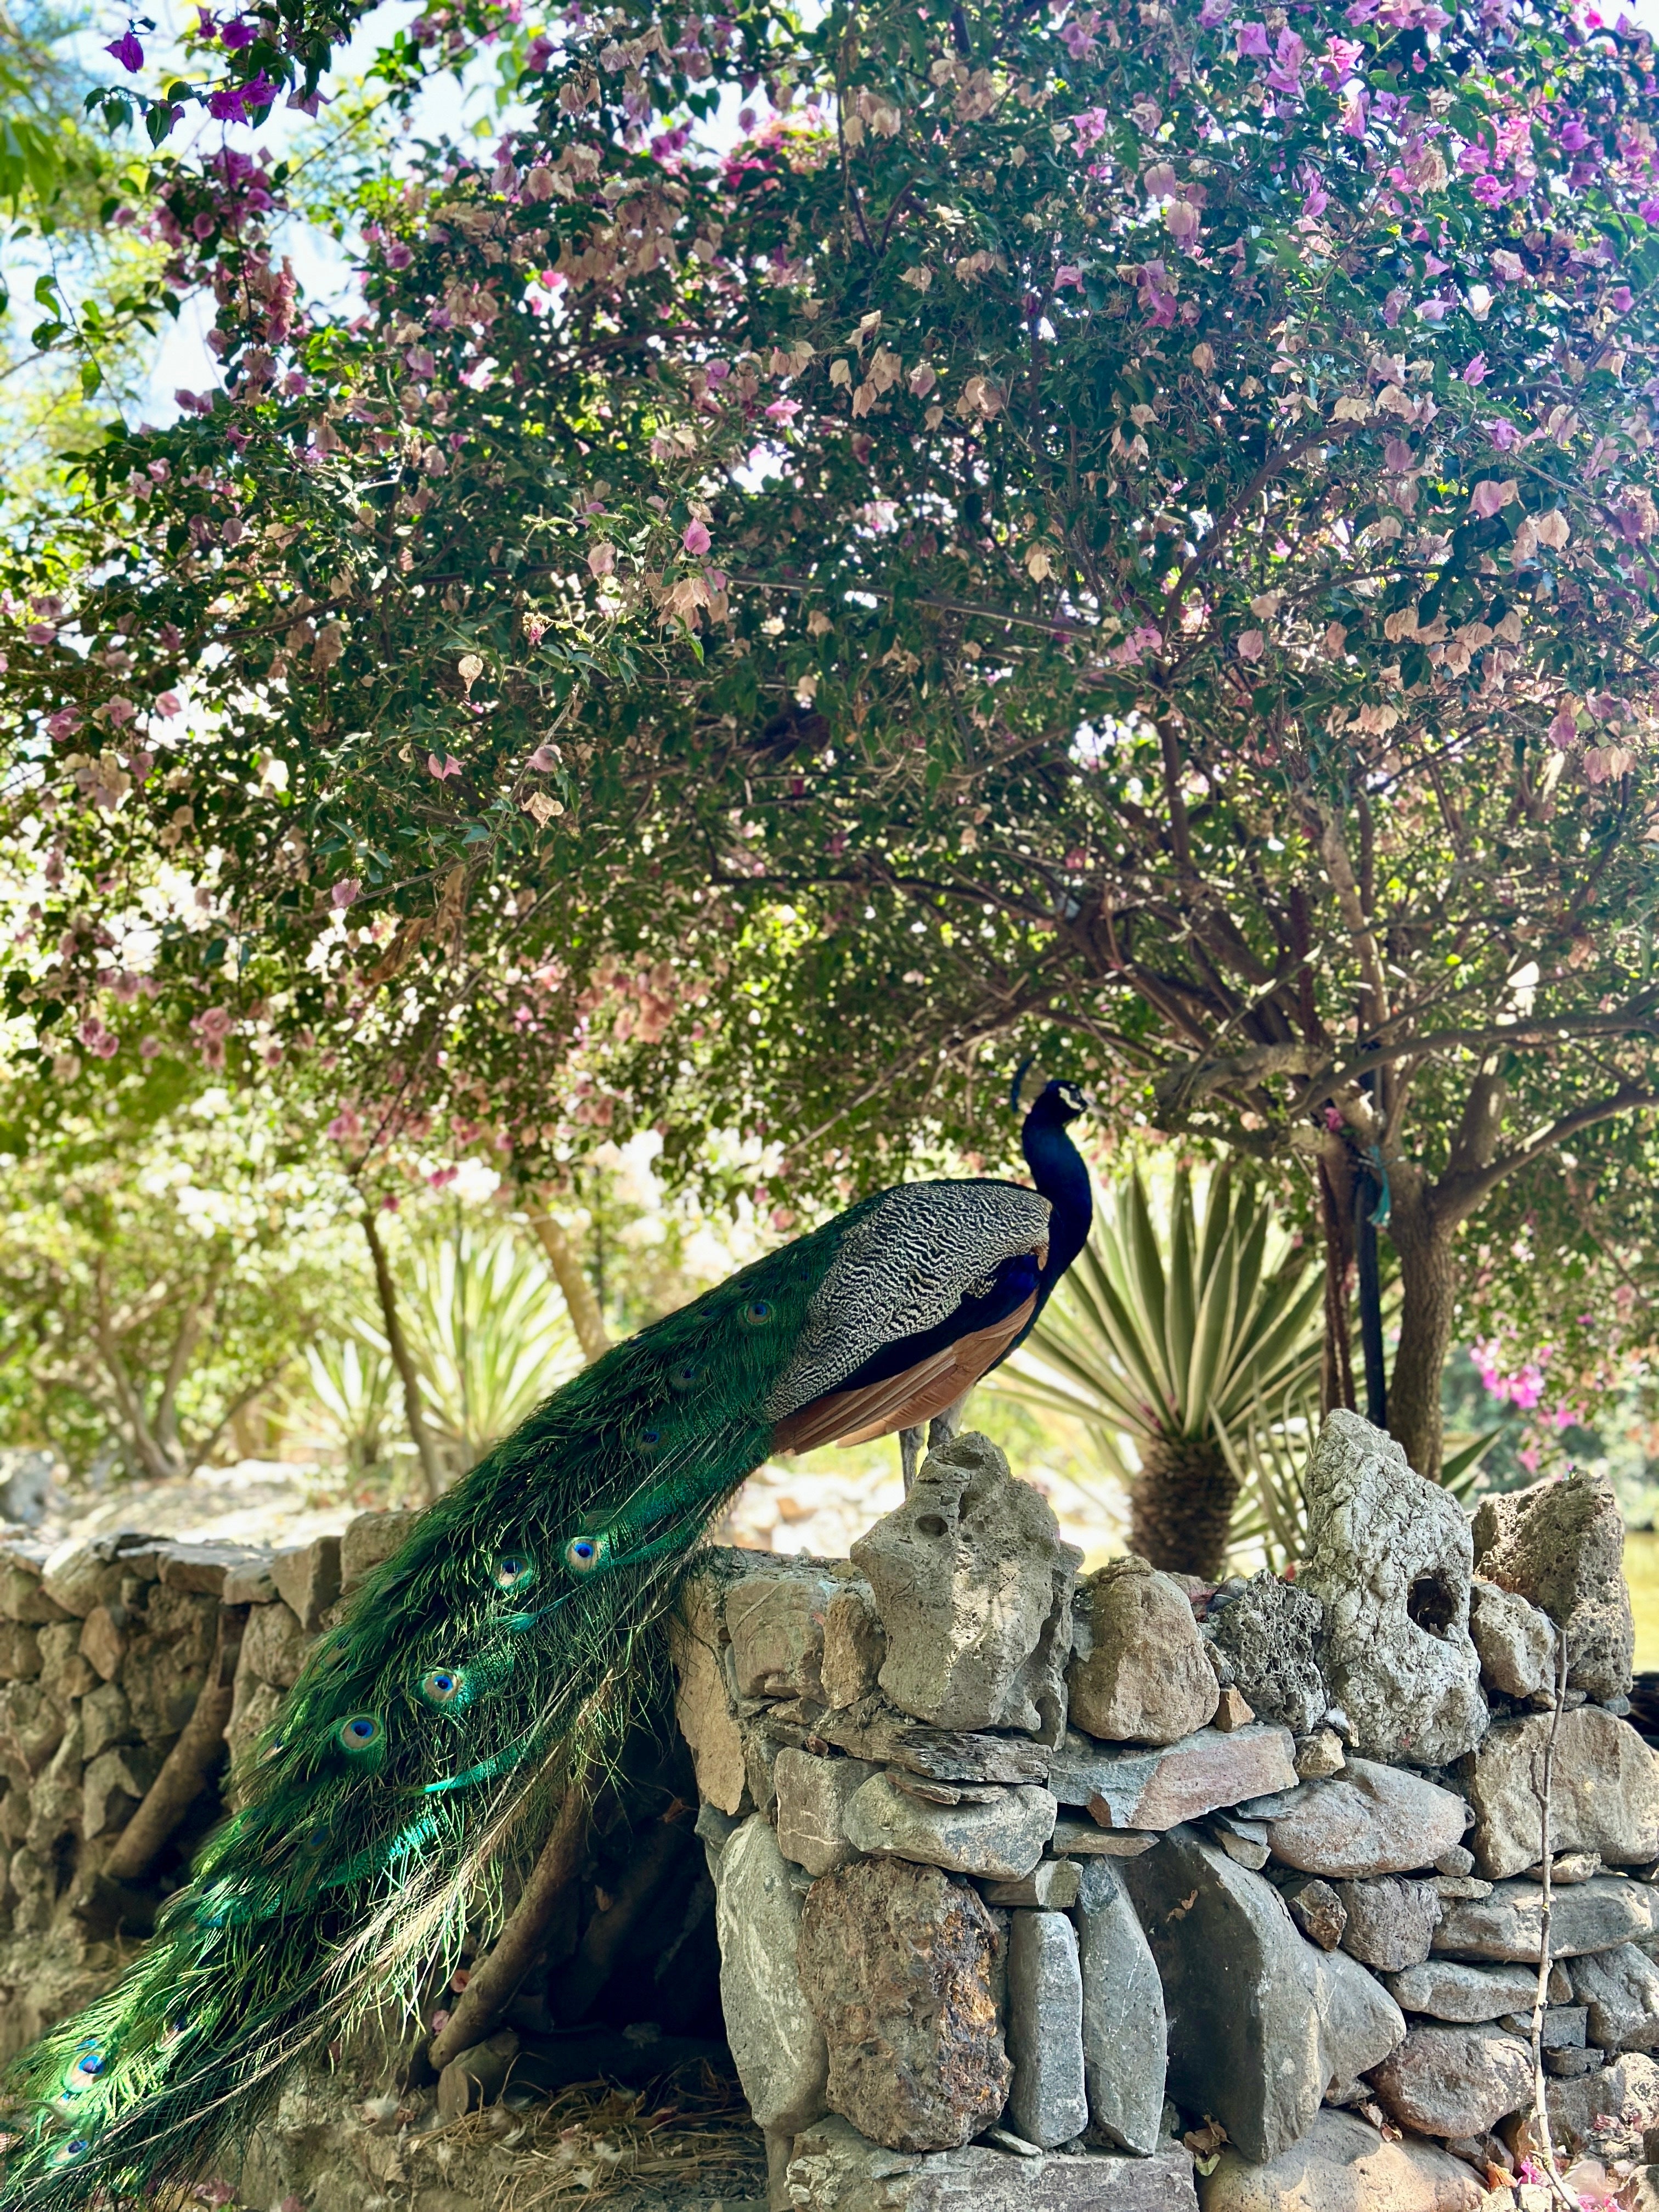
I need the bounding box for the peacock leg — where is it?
[899,1426,923,1493]
[927,1393,970,1453]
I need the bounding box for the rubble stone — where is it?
[221,1556,277,1605]
[1283,1876,1348,1950]
[1432,1875,1653,1961]
[670,1558,748,1817]
[1068,1559,1219,1746]
[1384,1960,1542,2023]
[83,1743,163,1838]
[1542,2050,1659,2157]
[1460,1706,1659,1880]
[816,1695,1051,1785]
[851,1435,1079,1740]
[1051,1819,1156,1858]
[785,2114,1198,2212]
[727,1564,839,1700]
[822,1583,886,1710]
[78,1604,127,1681]
[1368,2024,1533,2138]
[1198,2107,1482,2212]
[1299,1412,1487,1768]
[1468,1582,1556,1700]
[0,1560,68,1626]
[711,1813,827,2140]
[81,1681,133,1761]
[0,1624,41,1679]
[797,1854,1009,2153]
[1262,1759,1469,1878]
[981,1860,1080,1908]
[1048,1724,1297,1831]
[842,1773,1056,1880]
[1203,1572,1329,1738]
[40,1542,126,1618]
[1471,1470,1634,1702]
[775,1749,883,1878]
[1336,1877,1442,1972]
[270,1535,341,1634]
[339,1511,417,1594]
[1297,1730,1347,1780]
[1075,1854,1166,2155]
[240,1599,307,1691]
[155,1542,260,1597]
[1569,1943,1659,2050]
[1005,1910,1087,2149]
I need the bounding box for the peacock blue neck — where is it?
[1022,1086,1093,1303]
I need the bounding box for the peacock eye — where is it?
[741,1298,775,1327]
[668,1358,702,1392]
[636,1425,663,1453]
[67,2042,105,2085]
[419,1668,466,1708]
[53,2138,91,2167]
[337,1714,383,1758]
[493,1551,535,1594]
[564,1534,606,1576]
[159,2014,191,2049]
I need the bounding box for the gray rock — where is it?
[1198,2106,1483,2212]
[1005,1911,1088,2149]
[270,1535,341,1634]
[1048,1724,1297,1831]
[728,1564,839,1700]
[1459,1706,1659,1880]
[1316,1941,1409,2093]
[1283,1876,1347,1950]
[1542,2049,1659,2157]
[671,1557,748,1817]
[0,1624,40,1680]
[339,1510,417,1594]
[1075,1855,1167,2155]
[785,2114,1198,2212]
[1570,1943,1659,2050]
[1120,1825,1334,2163]
[81,1682,133,1762]
[0,1680,63,1778]
[843,1773,1056,1880]
[1384,1960,1542,2023]
[797,1855,1009,2153]
[1369,2023,1533,2138]
[1203,1572,1329,1737]
[776,1750,883,1878]
[1468,1581,1556,1700]
[712,1813,827,2138]
[78,1604,127,1682]
[0,1557,68,1626]
[1494,2004,1583,2047]
[816,1696,1052,1786]
[982,1861,1081,1909]
[822,1583,886,1711]
[1051,1819,1156,1858]
[1299,1411,1487,1768]
[1068,1559,1219,1746]
[1433,1874,1653,1960]
[1262,1759,1468,1878]
[82,1743,163,1837]
[240,1599,307,1691]
[221,1556,276,1605]
[851,1434,1079,1740]
[155,1541,263,1596]
[1336,1877,1442,1972]
[40,1541,127,1618]
[1435,1846,1475,1878]
[0,1451,59,1529]
[1471,1470,1634,1703]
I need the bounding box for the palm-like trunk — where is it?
[1130,1435,1241,1580]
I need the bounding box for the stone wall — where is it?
[677,1414,1659,2212]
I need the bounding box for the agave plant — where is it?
[297,1328,399,1476]
[1001,1166,1325,1579]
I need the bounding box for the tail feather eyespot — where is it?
[668,1358,703,1392]
[419,1667,467,1709]
[563,1533,607,1576]
[493,1551,536,1594]
[50,2137,92,2168]
[740,1298,775,1327]
[337,1713,383,1759]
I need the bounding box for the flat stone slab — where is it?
[1261,1759,1469,1878]
[1383,1959,1542,2023]
[1432,1875,1653,1961]
[817,1696,1051,1786]
[842,1774,1056,1880]
[1368,2023,1533,2138]
[1047,1724,1296,1830]
[786,2115,1198,2212]
[1198,2107,1482,2212]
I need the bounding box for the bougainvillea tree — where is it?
[6,0,1659,1482]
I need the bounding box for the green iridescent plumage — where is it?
[0,1170,1058,2209]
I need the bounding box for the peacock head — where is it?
[1048,1079,1088,1122]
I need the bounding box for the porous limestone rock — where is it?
[1471,1470,1634,1703]
[797,1855,1009,2154]
[1468,1581,1556,1701]
[1299,1412,1487,1768]
[822,1583,886,1711]
[1203,1572,1329,1738]
[727,1564,840,1700]
[1569,1943,1659,2051]
[670,1554,749,1817]
[1432,1875,1653,1961]
[270,1534,340,1634]
[339,1510,417,1594]
[712,1813,828,2140]
[1383,1959,1542,2023]
[842,1773,1056,1881]
[1459,1706,1659,1880]
[1005,1910,1088,2149]
[1261,1759,1469,1879]
[775,1749,884,1878]
[240,1598,307,1691]
[1068,1559,1219,1746]
[1368,2024,1533,2140]
[785,2114,1199,2212]
[1048,1723,1297,1831]
[1075,1854,1167,2155]
[1336,1877,1442,1972]
[851,1434,1079,1741]
[1198,2107,1482,2212]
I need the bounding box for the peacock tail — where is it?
[0,1175,1054,2209]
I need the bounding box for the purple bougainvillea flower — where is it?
[105,27,143,70]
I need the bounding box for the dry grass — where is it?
[411,2062,766,2212]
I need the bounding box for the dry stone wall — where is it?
[678,1415,1659,2212]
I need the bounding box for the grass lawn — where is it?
[1626,1529,1659,1673]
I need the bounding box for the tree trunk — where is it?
[362,1206,447,1504]
[1130,1434,1240,1580]
[1384,1179,1457,1483]
[524,1201,611,1363]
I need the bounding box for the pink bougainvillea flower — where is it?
[588,543,616,577]
[105,27,143,70]
[1468,477,1516,518]
[330,877,362,909]
[1236,629,1267,662]
[221,15,257,46]
[527,744,561,771]
[764,397,800,424]
[405,346,436,378]
[1462,354,1489,385]
[1549,704,1579,748]
[326,1104,363,1141]
[682,519,712,555]
[155,692,183,717]
[1235,20,1271,54]
[427,753,464,780]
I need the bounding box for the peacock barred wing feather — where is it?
[0,1175,1057,2209]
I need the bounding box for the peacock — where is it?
[0,1077,1090,2209]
